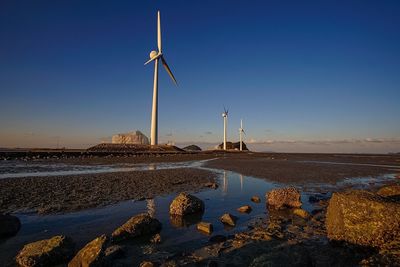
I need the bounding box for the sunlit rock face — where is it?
[111,131,149,145]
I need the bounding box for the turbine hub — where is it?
[222,113,227,117]
[149,50,158,59]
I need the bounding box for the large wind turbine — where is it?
[222,107,228,150]
[145,11,177,146]
[239,119,246,151]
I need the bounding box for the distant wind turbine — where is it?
[239,119,246,151]
[145,11,177,146]
[222,107,228,150]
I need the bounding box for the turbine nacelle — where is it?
[149,50,159,59]
[222,113,227,118]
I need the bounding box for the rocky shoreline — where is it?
[6,183,400,266]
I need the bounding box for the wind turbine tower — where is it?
[222,108,228,150]
[145,11,177,146]
[239,119,246,151]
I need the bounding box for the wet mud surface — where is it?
[0,168,217,214]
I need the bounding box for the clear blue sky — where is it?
[1,0,399,152]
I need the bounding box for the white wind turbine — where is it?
[145,11,177,146]
[239,119,246,151]
[222,107,228,150]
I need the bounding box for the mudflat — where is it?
[0,168,216,214]
[205,153,400,184]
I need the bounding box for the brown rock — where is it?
[326,190,400,248]
[140,261,155,267]
[0,214,21,238]
[293,208,310,219]
[16,235,75,267]
[237,205,252,213]
[251,196,261,203]
[266,187,302,209]
[169,192,204,216]
[150,233,161,244]
[68,234,108,267]
[377,185,400,198]
[112,213,161,242]
[197,222,213,234]
[220,213,238,226]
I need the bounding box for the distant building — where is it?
[112,131,149,145]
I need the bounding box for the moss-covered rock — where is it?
[326,190,400,248]
[16,235,75,267]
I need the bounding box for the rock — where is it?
[140,261,155,267]
[251,196,261,203]
[0,214,21,238]
[104,245,125,260]
[68,234,108,267]
[266,187,302,209]
[250,245,312,267]
[237,205,252,213]
[209,235,227,243]
[293,208,310,219]
[205,182,218,189]
[150,233,161,244]
[112,213,161,242]
[220,213,238,226]
[169,193,204,216]
[326,190,400,248]
[377,185,400,198]
[16,235,75,267]
[197,222,213,234]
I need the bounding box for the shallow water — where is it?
[0,160,208,179]
[0,161,397,265]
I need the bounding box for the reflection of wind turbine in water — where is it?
[146,199,156,218]
[146,164,157,217]
[240,174,243,191]
[222,170,228,195]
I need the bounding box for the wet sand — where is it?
[0,168,216,214]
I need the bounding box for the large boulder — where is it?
[0,214,21,238]
[169,193,204,216]
[68,234,108,267]
[266,187,302,209]
[112,213,161,242]
[16,235,75,267]
[326,190,400,248]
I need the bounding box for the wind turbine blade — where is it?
[241,119,243,128]
[223,106,227,114]
[157,11,162,52]
[161,56,177,85]
[144,57,156,65]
